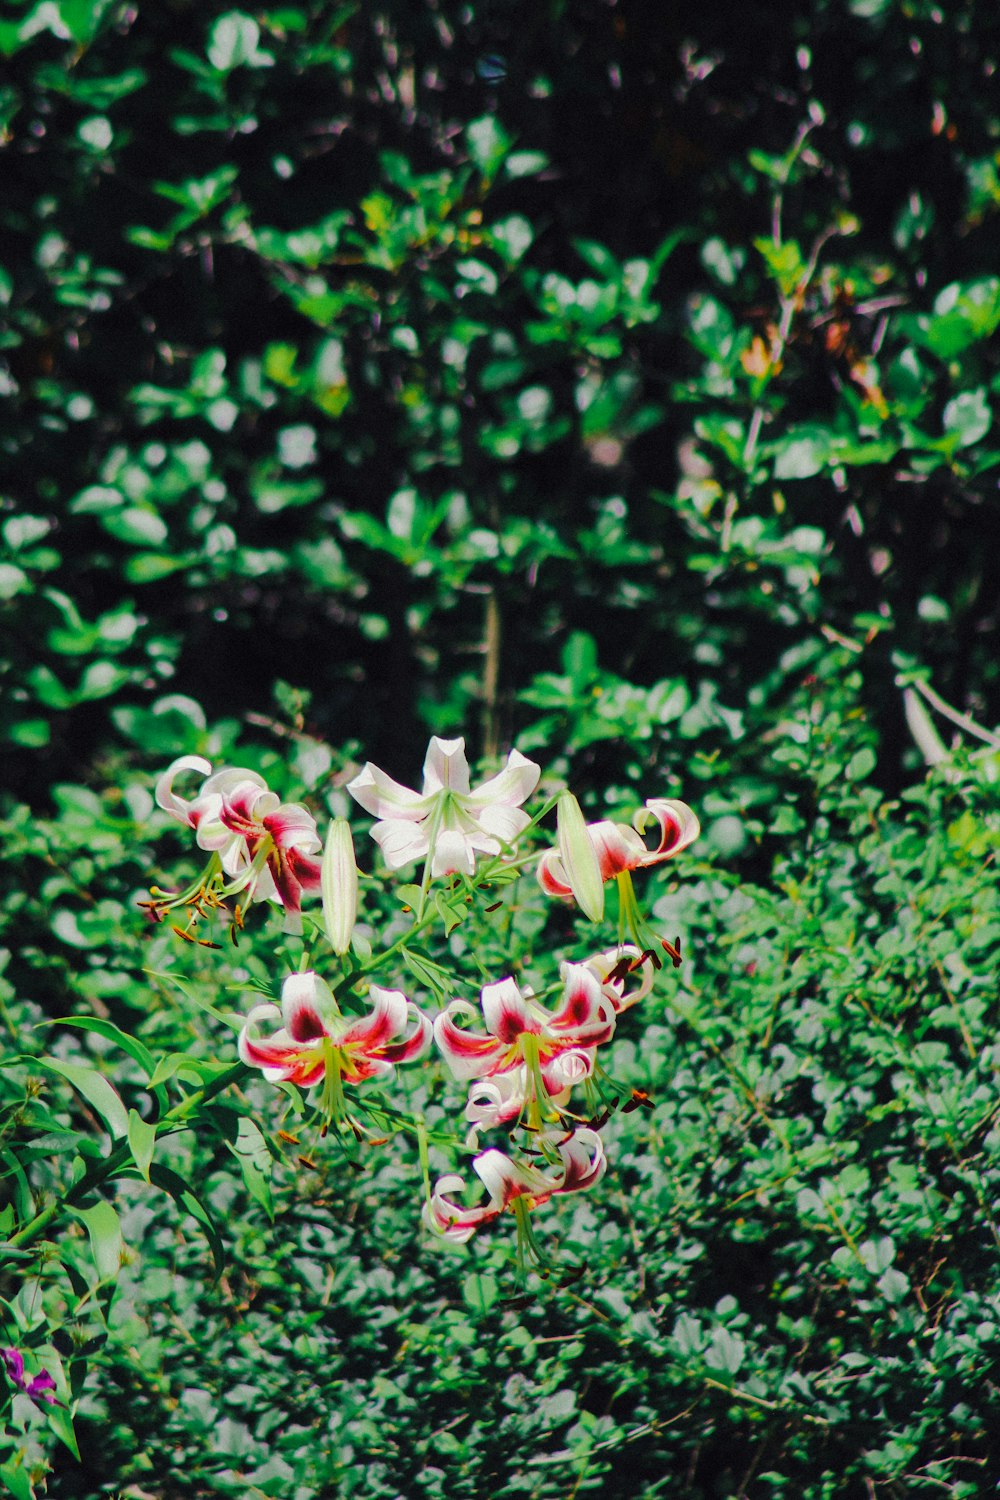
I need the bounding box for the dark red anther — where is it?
[661,936,682,968]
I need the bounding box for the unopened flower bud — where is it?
[322,819,359,955]
[555,791,604,923]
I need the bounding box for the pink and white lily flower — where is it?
[424,1128,607,1243]
[582,944,656,1013]
[239,971,432,1125]
[435,963,616,1127]
[538,797,700,903]
[464,1049,593,1138]
[156,755,323,933]
[347,736,540,878]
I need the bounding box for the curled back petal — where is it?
[435,1001,506,1080]
[537,849,573,901]
[583,945,654,1012]
[423,1174,495,1242]
[464,1071,529,1132]
[549,963,616,1042]
[338,985,409,1053]
[380,1004,433,1065]
[155,755,213,824]
[633,798,701,864]
[557,1128,607,1193]
[541,1047,594,1094]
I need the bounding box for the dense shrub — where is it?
[2,2,999,1495]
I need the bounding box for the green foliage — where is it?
[2,0,1000,1494]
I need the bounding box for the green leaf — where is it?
[149,1164,226,1278]
[71,1198,125,1281]
[43,1017,156,1079]
[845,747,877,781]
[942,388,991,449]
[0,1457,36,1500]
[127,1109,156,1182]
[773,433,828,480]
[38,1058,129,1140]
[207,12,262,70]
[227,1117,273,1220]
[466,115,510,177]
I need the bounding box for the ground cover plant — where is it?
[2,0,1000,1495]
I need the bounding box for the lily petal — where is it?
[480,977,543,1043]
[464,750,541,810]
[632,798,701,863]
[154,754,214,822]
[422,736,472,795]
[347,762,436,821]
[582,945,655,1012]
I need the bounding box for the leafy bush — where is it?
[2,1,1000,1495]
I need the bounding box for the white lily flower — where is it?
[347,736,540,877]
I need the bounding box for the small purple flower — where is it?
[1,1346,65,1408]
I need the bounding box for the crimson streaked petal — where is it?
[589,819,648,879]
[549,963,612,1035]
[423,1173,499,1242]
[557,1128,607,1192]
[480,978,541,1043]
[583,944,654,1012]
[464,1071,529,1131]
[286,846,323,891]
[537,849,573,900]
[281,972,339,1040]
[264,803,322,851]
[633,798,701,863]
[435,1001,506,1079]
[472,1148,542,1208]
[339,984,408,1053]
[381,1004,433,1064]
[541,1047,594,1093]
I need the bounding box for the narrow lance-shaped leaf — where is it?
[38,1059,129,1140]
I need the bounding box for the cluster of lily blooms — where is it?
[155,737,698,1245]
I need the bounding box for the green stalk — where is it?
[5,1061,249,1254]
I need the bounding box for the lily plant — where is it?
[540,796,699,954]
[424,1128,607,1268]
[239,971,432,1129]
[435,964,617,1132]
[155,755,323,934]
[347,736,540,891]
[136,732,699,1279]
